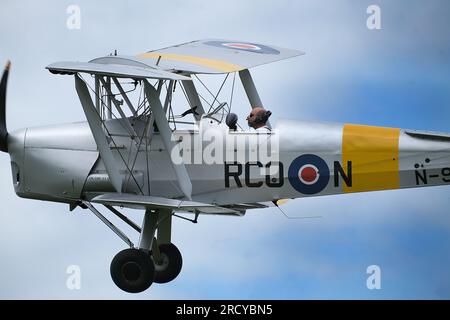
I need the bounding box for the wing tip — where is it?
[5,60,11,71]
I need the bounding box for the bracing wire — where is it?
[194,74,217,100]
[274,203,323,220]
[209,73,229,112]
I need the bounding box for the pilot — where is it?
[247,107,272,131]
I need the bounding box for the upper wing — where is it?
[47,39,303,77]
[137,39,304,74]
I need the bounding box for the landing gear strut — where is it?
[85,204,183,293]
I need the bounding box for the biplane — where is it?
[1,39,450,293]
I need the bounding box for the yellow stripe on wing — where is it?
[138,52,243,73]
[342,124,400,193]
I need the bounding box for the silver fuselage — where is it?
[7,117,450,208]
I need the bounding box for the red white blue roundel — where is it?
[222,43,262,51]
[288,154,330,195]
[204,40,280,55]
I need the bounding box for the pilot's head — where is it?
[247,107,272,129]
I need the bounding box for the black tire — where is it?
[151,243,183,284]
[110,248,155,293]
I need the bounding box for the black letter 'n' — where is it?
[334,161,352,187]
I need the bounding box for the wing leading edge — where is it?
[46,60,191,80]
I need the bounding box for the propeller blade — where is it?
[0,60,11,153]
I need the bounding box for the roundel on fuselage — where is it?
[288,154,330,195]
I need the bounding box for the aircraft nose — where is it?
[8,128,26,156]
[6,128,26,192]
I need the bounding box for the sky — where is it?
[1,0,450,299]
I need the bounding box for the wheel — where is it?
[110,248,155,293]
[151,243,183,284]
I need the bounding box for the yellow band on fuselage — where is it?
[342,124,400,193]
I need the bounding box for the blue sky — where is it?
[1,0,450,299]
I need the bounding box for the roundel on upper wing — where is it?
[288,154,330,195]
[204,41,281,55]
[222,43,262,51]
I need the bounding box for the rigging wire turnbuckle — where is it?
[173,211,200,224]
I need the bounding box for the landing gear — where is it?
[83,202,183,293]
[110,244,183,293]
[110,248,155,293]
[152,243,183,283]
